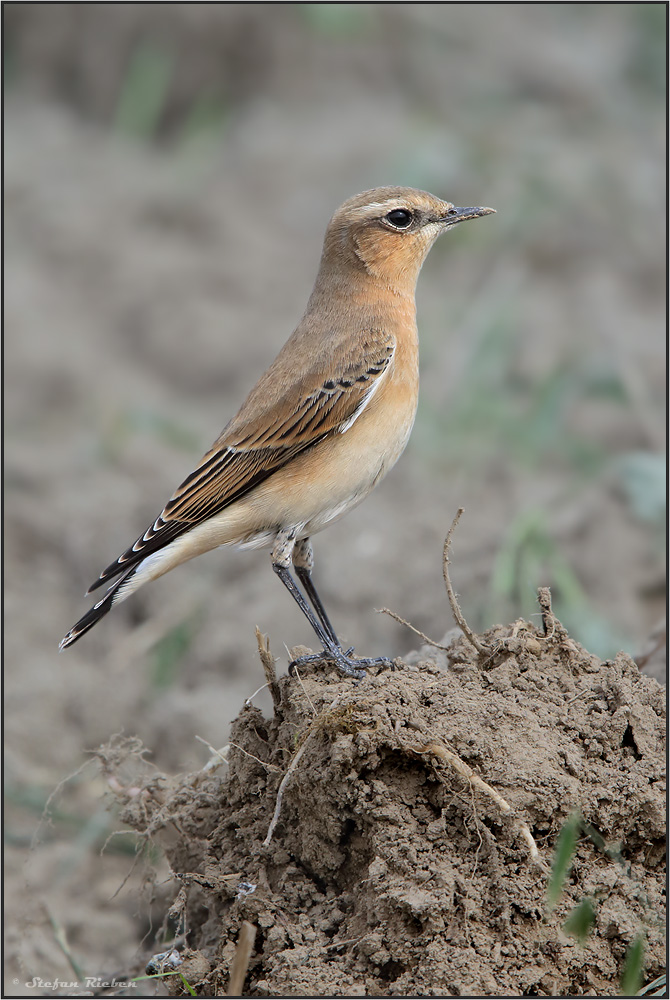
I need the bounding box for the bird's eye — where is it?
[385,208,413,229]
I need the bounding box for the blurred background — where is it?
[4,3,666,991]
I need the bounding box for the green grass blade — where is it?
[115,42,172,138]
[563,897,596,943]
[621,936,646,996]
[547,812,580,908]
[151,618,196,691]
[179,973,197,997]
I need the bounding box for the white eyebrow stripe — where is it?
[363,201,397,211]
[349,201,418,222]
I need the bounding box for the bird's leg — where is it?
[271,531,353,673]
[292,538,341,648]
[271,531,394,679]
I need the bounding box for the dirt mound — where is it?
[107,601,665,998]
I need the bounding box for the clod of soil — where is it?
[111,613,665,997]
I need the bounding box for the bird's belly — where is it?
[255,381,417,539]
[302,426,413,535]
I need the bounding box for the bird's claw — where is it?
[289,646,394,680]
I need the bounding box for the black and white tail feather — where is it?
[59,564,140,650]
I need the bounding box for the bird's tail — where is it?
[59,565,138,651]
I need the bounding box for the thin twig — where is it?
[227,921,257,997]
[414,739,548,873]
[263,739,310,847]
[245,681,271,706]
[32,757,93,850]
[263,693,344,846]
[536,587,568,641]
[323,934,368,952]
[442,508,489,654]
[292,663,317,716]
[566,688,589,706]
[255,627,281,711]
[195,736,229,772]
[229,743,281,773]
[376,607,451,651]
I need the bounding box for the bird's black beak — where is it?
[441,205,496,227]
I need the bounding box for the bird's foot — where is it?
[289,645,395,680]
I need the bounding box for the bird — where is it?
[60,187,494,676]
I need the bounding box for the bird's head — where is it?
[323,186,495,292]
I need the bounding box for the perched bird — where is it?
[60,187,494,676]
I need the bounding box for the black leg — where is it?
[273,561,335,652]
[294,565,341,647]
[292,536,344,648]
[272,562,365,678]
[271,531,394,680]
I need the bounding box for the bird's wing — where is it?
[89,330,395,590]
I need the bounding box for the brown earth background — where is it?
[4,4,666,996]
